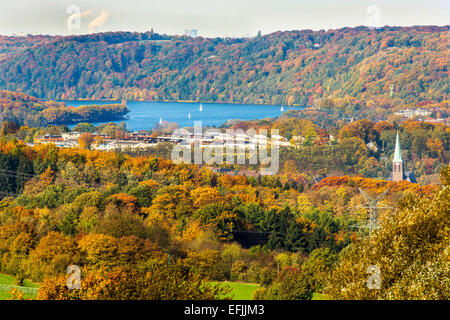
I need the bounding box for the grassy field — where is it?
[211,281,261,300]
[312,292,329,300]
[0,273,39,300]
[211,281,330,300]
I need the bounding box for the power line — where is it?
[0,191,20,197]
[351,187,393,236]
[0,169,36,179]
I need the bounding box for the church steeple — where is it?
[392,131,403,182]
[393,131,403,163]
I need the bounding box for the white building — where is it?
[61,132,82,140]
[394,108,431,118]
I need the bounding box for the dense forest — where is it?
[0,91,128,126]
[0,138,447,300]
[0,26,448,107]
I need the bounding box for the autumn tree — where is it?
[324,174,449,299]
[78,133,94,150]
[253,267,313,300]
[28,231,79,281]
[37,261,230,300]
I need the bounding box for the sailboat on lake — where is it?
[188,112,191,119]
[159,117,163,124]
[199,103,203,112]
[280,105,284,112]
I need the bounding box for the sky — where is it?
[0,0,448,37]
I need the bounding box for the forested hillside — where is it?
[0,26,448,107]
[0,91,128,126]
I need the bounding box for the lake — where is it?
[62,100,303,131]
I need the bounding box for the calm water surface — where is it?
[62,100,303,131]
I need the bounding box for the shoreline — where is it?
[44,98,307,108]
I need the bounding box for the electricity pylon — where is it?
[351,187,393,236]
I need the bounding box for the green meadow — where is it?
[211,281,261,300]
[0,273,39,300]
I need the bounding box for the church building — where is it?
[390,131,416,183]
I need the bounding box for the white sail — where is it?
[188,112,191,119]
[199,103,203,112]
[159,117,163,124]
[280,105,284,112]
